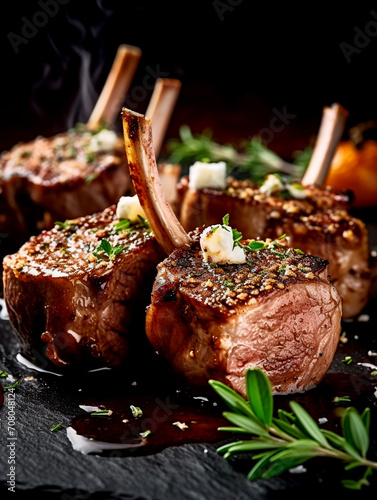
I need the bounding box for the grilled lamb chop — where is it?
[147,230,342,396]
[0,40,180,255]
[176,105,376,319]
[3,205,165,369]
[121,107,342,397]
[0,127,129,244]
[177,177,374,319]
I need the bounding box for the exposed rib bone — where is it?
[146,78,182,157]
[301,103,349,186]
[87,45,141,131]
[122,108,192,255]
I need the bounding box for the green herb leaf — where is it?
[50,423,63,432]
[130,405,143,418]
[248,241,266,251]
[208,379,255,418]
[209,368,377,489]
[4,381,18,390]
[333,396,352,403]
[289,401,329,448]
[222,214,230,226]
[246,368,273,427]
[93,238,126,260]
[222,411,269,437]
[342,407,369,458]
[55,220,74,231]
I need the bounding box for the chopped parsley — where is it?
[222,279,235,290]
[222,214,243,249]
[93,238,126,260]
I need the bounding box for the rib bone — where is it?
[301,103,349,186]
[122,108,192,255]
[146,78,182,157]
[87,45,141,131]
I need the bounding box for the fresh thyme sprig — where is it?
[209,368,377,490]
[167,126,307,181]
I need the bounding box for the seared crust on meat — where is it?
[146,228,342,397]
[0,128,131,249]
[3,206,165,370]
[177,177,375,318]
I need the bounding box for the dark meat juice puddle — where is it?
[64,355,229,457]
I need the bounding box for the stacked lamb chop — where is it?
[0,45,181,255]
[176,104,377,319]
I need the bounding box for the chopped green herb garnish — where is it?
[209,368,377,490]
[342,357,353,365]
[55,220,74,231]
[294,248,305,255]
[333,395,352,403]
[222,214,230,226]
[140,430,151,438]
[223,279,235,290]
[50,423,63,432]
[85,172,97,183]
[4,381,18,390]
[91,409,113,417]
[248,240,266,251]
[270,250,285,258]
[0,370,8,378]
[114,218,132,233]
[130,405,143,418]
[93,238,126,260]
[370,371,377,376]
[86,153,95,164]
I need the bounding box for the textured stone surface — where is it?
[1,303,377,500]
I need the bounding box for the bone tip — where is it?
[118,44,142,57]
[156,77,182,90]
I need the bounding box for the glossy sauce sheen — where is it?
[63,319,377,458]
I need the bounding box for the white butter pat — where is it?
[116,195,146,222]
[259,174,284,195]
[90,129,118,153]
[188,161,227,190]
[200,225,246,264]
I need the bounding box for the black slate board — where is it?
[1,209,377,500]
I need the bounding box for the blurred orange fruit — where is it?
[326,140,377,207]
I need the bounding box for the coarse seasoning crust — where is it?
[6,206,154,278]
[0,129,124,187]
[162,228,328,315]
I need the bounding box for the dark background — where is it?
[1,1,377,158]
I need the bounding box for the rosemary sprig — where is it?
[209,368,377,490]
[167,126,306,181]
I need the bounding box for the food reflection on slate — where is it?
[1,49,377,492]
